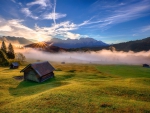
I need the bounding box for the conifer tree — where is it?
[7,43,15,59]
[1,41,7,53]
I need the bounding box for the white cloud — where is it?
[21,8,30,16]
[27,0,49,8]
[55,21,77,31]
[80,0,150,30]
[132,34,138,36]
[0,25,12,31]
[0,18,86,42]
[141,25,150,32]
[21,8,38,19]
[11,0,16,3]
[133,25,150,36]
[43,13,66,20]
[17,48,150,65]
[63,32,80,39]
[34,21,80,39]
[8,19,33,31]
[0,18,52,41]
[18,2,23,6]
[35,21,78,34]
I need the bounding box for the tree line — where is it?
[1,41,15,59]
[0,41,25,62]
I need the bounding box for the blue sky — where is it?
[0,0,150,43]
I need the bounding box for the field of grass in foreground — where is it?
[0,63,150,113]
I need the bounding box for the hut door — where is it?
[27,70,39,82]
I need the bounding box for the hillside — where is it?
[2,36,150,52]
[111,37,150,52]
[48,37,150,52]
[49,37,108,49]
[0,64,150,112]
[0,36,33,45]
[25,42,67,52]
[82,37,150,52]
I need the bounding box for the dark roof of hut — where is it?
[20,61,55,77]
[11,62,19,66]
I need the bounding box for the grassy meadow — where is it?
[0,63,150,113]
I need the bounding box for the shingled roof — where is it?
[20,61,55,77]
[11,62,19,67]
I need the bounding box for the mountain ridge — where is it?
[85,37,150,52]
[1,36,150,52]
[111,37,150,52]
[49,37,108,49]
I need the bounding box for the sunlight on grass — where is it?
[0,64,150,113]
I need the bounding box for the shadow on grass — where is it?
[9,77,69,97]
[62,74,75,79]
[55,68,62,71]
[67,70,76,73]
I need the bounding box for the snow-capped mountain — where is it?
[49,37,108,49]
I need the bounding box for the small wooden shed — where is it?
[143,64,149,68]
[20,61,55,82]
[10,62,19,69]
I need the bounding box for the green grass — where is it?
[96,65,150,78]
[0,63,150,113]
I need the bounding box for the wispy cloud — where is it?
[65,32,80,39]
[11,0,16,3]
[2,0,149,42]
[55,21,77,31]
[141,25,150,32]
[80,0,150,30]
[43,13,66,20]
[0,18,52,41]
[0,17,84,41]
[131,24,150,37]
[52,0,57,25]
[21,8,38,19]
[0,25,12,31]
[22,0,64,22]
[35,21,79,39]
[27,0,50,9]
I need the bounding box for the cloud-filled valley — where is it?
[16,48,150,65]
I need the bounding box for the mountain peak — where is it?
[50,37,108,49]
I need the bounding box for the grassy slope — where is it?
[0,64,150,113]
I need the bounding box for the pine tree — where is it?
[1,41,7,53]
[7,43,15,59]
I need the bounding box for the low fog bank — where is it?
[16,48,150,65]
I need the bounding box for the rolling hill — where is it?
[83,37,150,52]
[25,42,67,52]
[0,64,150,112]
[111,37,150,52]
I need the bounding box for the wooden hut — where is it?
[20,61,55,82]
[10,62,19,69]
[143,64,149,68]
